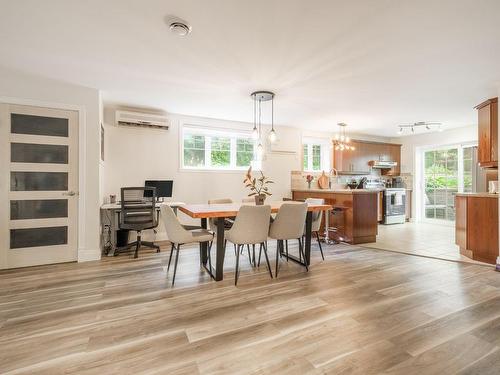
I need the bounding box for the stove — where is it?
[383,188,406,224]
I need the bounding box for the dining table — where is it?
[179,201,332,281]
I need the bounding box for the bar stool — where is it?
[325,206,346,243]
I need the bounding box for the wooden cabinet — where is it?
[405,190,411,221]
[292,190,378,244]
[455,194,498,264]
[476,97,498,168]
[333,140,401,175]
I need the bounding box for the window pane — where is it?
[303,145,308,170]
[11,143,68,164]
[10,226,67,249]
[11,172,68,191]
[183,134,205,167]
[11,199,68,220]
[211,137,230,167]
[312,145,321,170]
[236,139,253,167]
[11,113,68,137]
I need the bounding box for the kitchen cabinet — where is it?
[292,190,378,244]
[333,140,401,175]
[455,194,498,264]
[405,190,412,221]
[475,97,498,168]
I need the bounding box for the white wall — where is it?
[0,66,102,262]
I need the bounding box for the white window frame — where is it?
[180,125,260,171]
[302,137,331,172]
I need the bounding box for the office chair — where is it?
[116,186,160,258]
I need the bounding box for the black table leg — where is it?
[215,216,226,281]
[304,211,312,266]
[200,218,208,265]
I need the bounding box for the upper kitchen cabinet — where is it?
[333,140,401,175]
[475,97,498,168]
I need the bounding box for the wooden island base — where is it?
[292,189,378,244]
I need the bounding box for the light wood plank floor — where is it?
[1,241,500,374]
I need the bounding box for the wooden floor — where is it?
[1,241,500,374]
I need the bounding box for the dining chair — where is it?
[117,187,160,258]
[268,202,308,277]
[225,205,273,285]
[304,198,325,260]
[241,197,254,203]
[161,205,214,286]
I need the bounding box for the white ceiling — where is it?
[1,0,499,137]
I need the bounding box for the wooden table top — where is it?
[179,201,332,219]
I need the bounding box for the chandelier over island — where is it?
[333,123,355,151]
[251,91,276,158]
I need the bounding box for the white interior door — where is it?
[0,104,79,269]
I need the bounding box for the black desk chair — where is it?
[116,187,160,258]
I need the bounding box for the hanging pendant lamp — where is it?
[250,91,276,156]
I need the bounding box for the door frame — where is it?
[415,141,477,225]
[0,96,88,264]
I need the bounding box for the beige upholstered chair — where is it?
[305,198,325,260]
[161,205,214,286]
[241,197,254,203]
[225,205,273,285]
[268,202,308,277]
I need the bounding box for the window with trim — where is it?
[182,126,259,170]
[302,138,330,172]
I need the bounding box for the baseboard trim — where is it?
[78,248,101,262]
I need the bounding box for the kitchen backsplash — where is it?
[291,170,413,190]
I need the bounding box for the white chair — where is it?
[225,205,273,285]
[161,205,214,286]
[305,198,325,260]
[268,202,308,277]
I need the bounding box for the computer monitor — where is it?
[144,180,173,201]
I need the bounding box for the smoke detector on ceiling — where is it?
[165,15,192,36]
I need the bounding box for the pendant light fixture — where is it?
[333,123,355,151]
[251,91,276,159]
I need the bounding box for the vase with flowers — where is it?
[243,167,273,205]
[305,174,314,189]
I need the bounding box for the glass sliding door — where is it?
[422,144,477,224]
[424,148,458,222]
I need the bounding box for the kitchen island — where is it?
[292,189,378,244]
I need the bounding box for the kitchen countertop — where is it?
[455,192,499,198]
[291,188,379,194]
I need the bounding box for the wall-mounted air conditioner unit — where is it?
[115,110,169,130]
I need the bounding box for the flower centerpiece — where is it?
[305,174,314,189]
[243,167,273,205]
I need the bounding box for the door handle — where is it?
[63,191,78,196]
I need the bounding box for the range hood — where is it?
[369,160,398,169]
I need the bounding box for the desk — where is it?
[101,201,185,256]
[179,202,331,281]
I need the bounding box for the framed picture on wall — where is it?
[100,124,104,161]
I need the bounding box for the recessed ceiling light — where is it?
[165,15,192,36]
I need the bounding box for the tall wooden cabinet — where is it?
[476,97,498,168]
[333,140,401,175]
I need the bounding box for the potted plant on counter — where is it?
[305,174,314,189]
[244,167,273,205]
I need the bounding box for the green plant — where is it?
[243,167,274,197]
